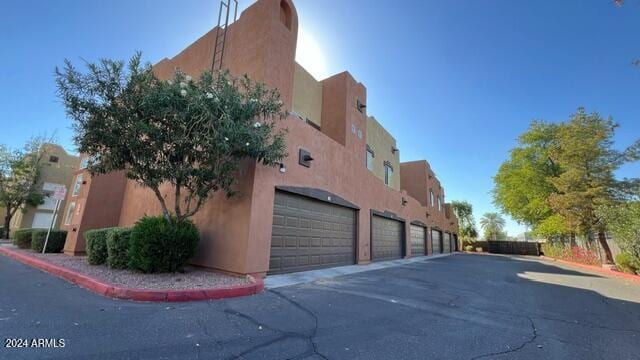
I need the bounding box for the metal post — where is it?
[42,199,60,254]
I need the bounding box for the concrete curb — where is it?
[540,255,640,283]
[0,247,264,302]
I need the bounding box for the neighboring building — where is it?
[61,0,458,276]
[9,144,79,233]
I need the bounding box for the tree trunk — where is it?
[570,233,576,247]
[3,213,11,239]
[597,230,614,264]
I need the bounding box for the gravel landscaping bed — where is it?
[1,244,252,290]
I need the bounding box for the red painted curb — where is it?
[540,255,640,283]
[0,247,264,302]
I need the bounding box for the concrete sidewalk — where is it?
[265,253,454,288]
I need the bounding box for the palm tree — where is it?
[480,212,506,241]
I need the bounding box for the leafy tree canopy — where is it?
[451,200,478,239]
[0,138,48,239]
[55,53,288,222]
[493,121,561,231]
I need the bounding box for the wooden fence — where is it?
[488,241,541,256]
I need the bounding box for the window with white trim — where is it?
[72,174,83,196]
[366,148,374,171]
[384,163,393,186]
[64,202,76,225]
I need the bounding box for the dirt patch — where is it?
[2,244,251,290]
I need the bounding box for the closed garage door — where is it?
[269,191,356,274]
[431,229,442,254]
[372,215,403,261]
[410,225,426,257]
[443,232,451,253]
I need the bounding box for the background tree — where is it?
[493,121,564,237]
[451,200,478,239]
[56,53,288,223]
[548,108,639,263]
[479,212,506,241]
[0,138,47,239]
[597,197,640,268]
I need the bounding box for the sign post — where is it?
[42,185,67,254]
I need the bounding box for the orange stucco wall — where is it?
[61,0,458,276]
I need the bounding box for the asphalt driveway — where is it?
[1,253,639,360]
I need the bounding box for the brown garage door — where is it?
[410,225,426,257]
[269,191,357,274]
[431,229,442,254]
[371,215,403,261]
[443,232,451,253]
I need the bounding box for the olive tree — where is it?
[56,53,288,222]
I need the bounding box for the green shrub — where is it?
[106,228,132,269]
[129,216,199,273]
[615,253,639,275]
[464,245,474,252]
[31,230,67,253]
[85,228,113,265]
[12,228,42,249]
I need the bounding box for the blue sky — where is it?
[2,0,639,236]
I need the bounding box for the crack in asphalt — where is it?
[220,291,328,360]
[469,316,538,360]
[270,289,329,360]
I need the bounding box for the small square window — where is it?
[49,155,59,163]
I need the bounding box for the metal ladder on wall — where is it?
[211,0,239,72]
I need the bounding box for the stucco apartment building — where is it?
[10,144,79,233]
[61,0,458,277]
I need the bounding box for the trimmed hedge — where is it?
[106,228,132,269]
[129,216,199,273]
[31,230,67,253]
[85,228,113,265]
[13,228,43,249]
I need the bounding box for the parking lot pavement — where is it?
[1,253,639,359]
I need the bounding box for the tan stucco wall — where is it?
[292,63,323,128]
[10,144,79,233]
[365,116,400,191]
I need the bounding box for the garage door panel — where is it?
[270,191,356,274]
[432,229,442,254]
[410,225,426,256]
[443,233,451,253]
[372,215,403,261]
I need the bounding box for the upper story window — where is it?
[430,190,435,207]
[79,157,89,169]
[64,202,76,225]
[72,174,83,196]
[49,155,59,163]
[384,162,393,187]
[366,147,374,171]
[438,196,442,211]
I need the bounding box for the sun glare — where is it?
[295,28,329,80]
